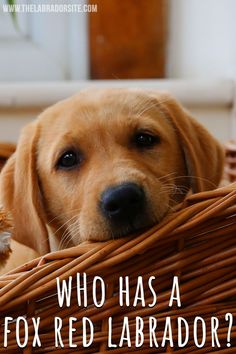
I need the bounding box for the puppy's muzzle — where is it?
[100,182,145,226]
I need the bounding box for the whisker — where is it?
[158,172,177,181]
[47,208,81,225]
[59,229,72,250]
[135,97,172,118]
[54,214,79,237]
[173,175,218,189]
[58,216,80,249]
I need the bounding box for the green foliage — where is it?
[7,0,18,28]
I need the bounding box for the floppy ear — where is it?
[155,92,224,192]
[0,122,50,255]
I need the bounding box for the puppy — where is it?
[0,89,224,255]
[0,143,16,171]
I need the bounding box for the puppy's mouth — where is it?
[107,213,156,239]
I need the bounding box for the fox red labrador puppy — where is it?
[0,89,224,255]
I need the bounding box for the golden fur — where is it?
[0,89,224,255]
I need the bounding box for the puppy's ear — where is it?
[0,122,50,255]
[156,92,224,192]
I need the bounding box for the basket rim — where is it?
[3,182,236,277]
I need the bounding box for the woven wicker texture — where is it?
[225,141,236,183]
[0,183,235,353]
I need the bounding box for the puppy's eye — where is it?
[134,132,160,148]
[57,151,80,169]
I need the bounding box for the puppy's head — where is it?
[0,89,224,255]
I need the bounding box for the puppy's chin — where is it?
[77,213,160,243]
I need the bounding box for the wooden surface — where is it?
[89,0,167,79]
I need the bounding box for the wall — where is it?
[1,0,236,81]
[0,0,88,80]
[73,0,236,79]
[168,0,236,78]
[0,80,235,143]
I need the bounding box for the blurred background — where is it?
[1,0,236,81]
[0,0,236,146]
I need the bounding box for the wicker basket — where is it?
[225,141,236,183]
[0,183,236,353]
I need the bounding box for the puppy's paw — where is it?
[0,231,11,266]
[0,231,11,253]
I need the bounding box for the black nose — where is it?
[101,183,145,222]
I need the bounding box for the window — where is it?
[0,0,88,80]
